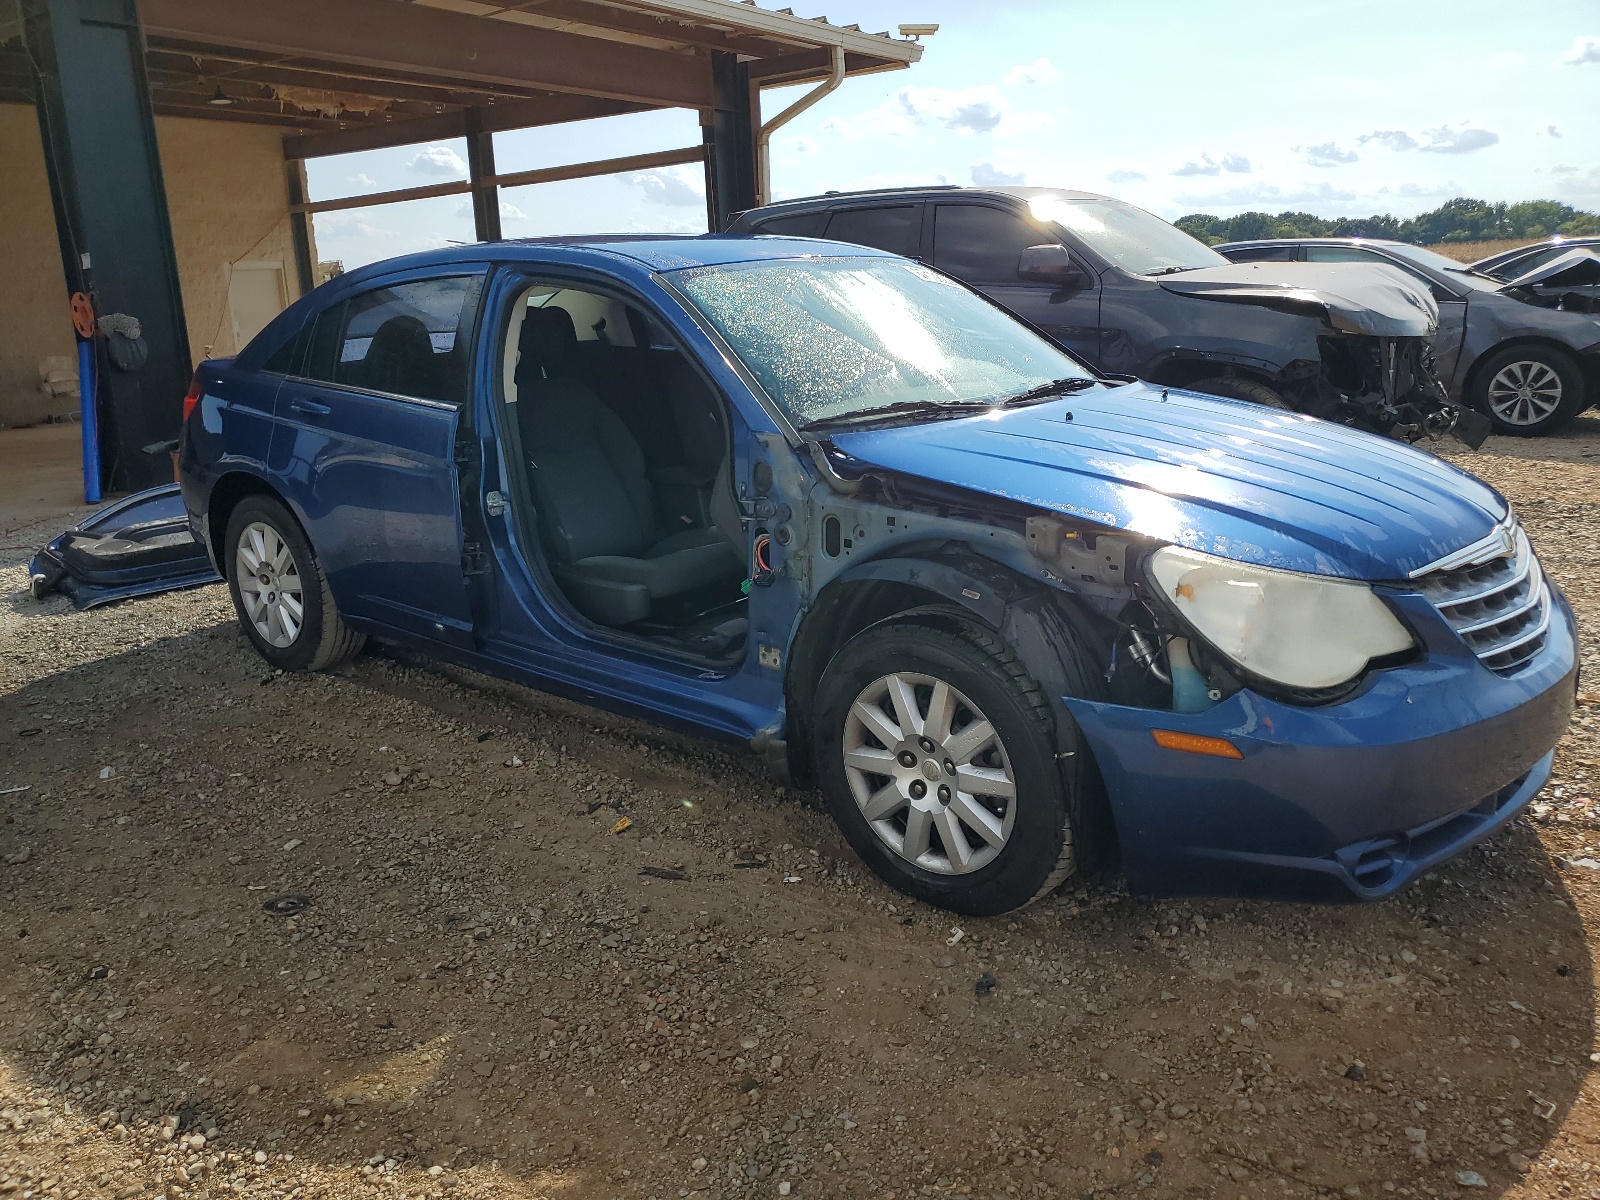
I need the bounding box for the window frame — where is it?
[286,265,490,411]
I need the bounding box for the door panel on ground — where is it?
[824,205,924,258]
[933,203,1101,365]
[271,273,484,645]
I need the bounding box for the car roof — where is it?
[745,185,1112,214]
[1216,237,1411,250]
[324,234,896,290]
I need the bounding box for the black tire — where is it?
[1187,376,1293,410]
[1470,345,1586,437]
[223,495,364,672]
[813,613,1087,915]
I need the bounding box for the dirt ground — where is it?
[2,414,1599,1200]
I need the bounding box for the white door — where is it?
[228,263,288,353]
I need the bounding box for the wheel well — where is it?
[1143,356,1277,390]
[206,473,285,580]
[1462,337,1588,404]
[782,574,1121,874]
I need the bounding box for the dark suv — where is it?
[730,187,1486,446]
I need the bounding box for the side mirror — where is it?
[1018,244,1090,289]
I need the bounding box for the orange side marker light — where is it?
[1151,729,1244,759]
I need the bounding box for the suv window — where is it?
[1304,245,1381,264]
[824,206,921,258]
[933,204,1057,285]
[750,212,826,238]
[303,275,482,404]
[1226,245,1299,263]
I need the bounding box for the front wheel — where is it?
[813,614,1083,915]
[224,495,364,672]
[1472,345,1586,436]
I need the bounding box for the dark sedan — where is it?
[1218,237,1600,436]
[1472,236,1600,283]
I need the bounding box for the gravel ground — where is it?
[2,414,1599,1200]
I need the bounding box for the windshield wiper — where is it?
[799,399,996,432]
[993,376,1100,406]
[1142,265,1195,277]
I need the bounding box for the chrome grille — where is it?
[1411,521,1550,676]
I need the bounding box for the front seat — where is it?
[516,307,744,627]
[362,314,437,398]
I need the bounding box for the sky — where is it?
[307,0,1600,270]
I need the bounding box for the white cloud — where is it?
[1171,153,1250,178]
[1172,181,1358,209]
[349,173,378,190]
[1418,125,1499,154]
[783,135,818,155]
[1003,57,1060,85]
[1553,163,1580,176]
[626,213,706,234]
[1305,142,1358,167]
[1105,168,1146,183]
[1546,124,1564,138]
[971,161,1025,186]
[408,145,468,178]
[1358,129,1420,152]
[1559,35,1600,65]
[453,198,527,223]
[821,85,1045,139]
[626,164,705,207]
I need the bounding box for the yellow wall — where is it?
[0,103,314,427]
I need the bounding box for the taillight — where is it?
[181,374,202,423]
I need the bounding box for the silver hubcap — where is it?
[1486,360,1562,426]
[842,672,1016,875]
[235,521,305,648]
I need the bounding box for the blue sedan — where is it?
[176,236,1577,914]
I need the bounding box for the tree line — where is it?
[1175,198,1600,246]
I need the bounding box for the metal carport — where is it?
[1,0,921,492]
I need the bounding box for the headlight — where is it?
[1147,546,1414,690]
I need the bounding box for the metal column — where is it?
[285,159,317,296]
[23,0,193,494]
[702,50,759,233]
[465,107,502,243]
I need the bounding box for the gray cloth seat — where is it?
[516,306,743,627]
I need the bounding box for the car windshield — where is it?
[1026,195,1227,275]
[668,257,1094,428]
[1380,244,1502,292]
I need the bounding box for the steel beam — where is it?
[281,94,652,161]
[464,108,501,243]
[138,0,714,109]
[23,0,192,494]
[702,51,757,232]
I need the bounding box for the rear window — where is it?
[825,206,922,258]
[1225,245,1299,263]
[751,212,826,238]
[301,275,482,404]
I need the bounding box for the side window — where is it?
[1303,245,1383,264]
[300,275,482,404]
[261,325,304,375]
[1495,246,1567,280]
[751,212,826,238]
[824,205,922,257]
[1225,245,1299,263]
[933,204,1060,285]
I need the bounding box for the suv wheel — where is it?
[814,614,1084,915]
[1473,346,1585,436]
[1187,376,1292,409]
[224,496,365,671]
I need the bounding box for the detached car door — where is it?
[270,269,486,647]
[931,201,1102,366]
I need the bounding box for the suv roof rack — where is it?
[766,184,965,206]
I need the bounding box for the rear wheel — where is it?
[224,496,364,672]
[1472,345,1585,436]
[1187,376,1293,409]
[814,614,1082,915]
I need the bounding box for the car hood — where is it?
[827,383,1507,581]
[1156,261,1439,337]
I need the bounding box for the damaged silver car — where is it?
[1220,237,1600,436]
[728,187,1486,447]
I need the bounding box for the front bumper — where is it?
[1065,589,1578,900]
